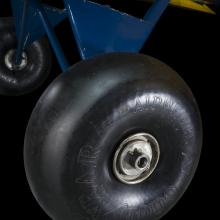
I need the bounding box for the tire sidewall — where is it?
[24,53,202,220]
[0,18,51,96]
[62,81,202,220]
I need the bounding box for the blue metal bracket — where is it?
[11,0,67,48]
[64,0,169,59]
[10,0,69,70]
[9,0,169,72]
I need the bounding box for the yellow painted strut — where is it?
[142,0,216,14]
[169,0,215,14]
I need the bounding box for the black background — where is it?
[0,0,219,219]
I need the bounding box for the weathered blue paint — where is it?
[9,0,169,71]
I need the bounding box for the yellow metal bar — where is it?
[142,0,216,14]
[170,0,216,14]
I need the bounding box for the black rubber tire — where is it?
[24,53,202,220]
[0,17,52,96]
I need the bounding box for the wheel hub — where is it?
[113,133,160,184]
[4,49,28,71]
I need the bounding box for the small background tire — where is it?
[0,17,52,96]
[24,53,202,220]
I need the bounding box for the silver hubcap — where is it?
[4,49,28,71]
[113,133,160,184]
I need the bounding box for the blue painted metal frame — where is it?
[9,0,169,72]
[10,0,69,71]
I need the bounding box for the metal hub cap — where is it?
[4,49,28,71]
[113,133,160,184]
